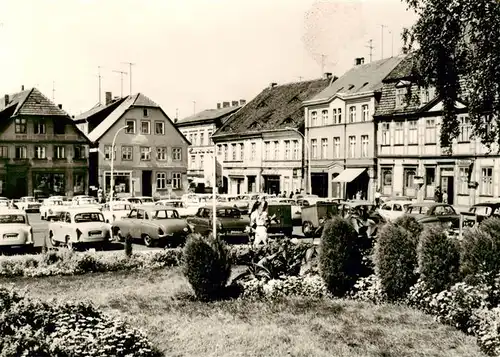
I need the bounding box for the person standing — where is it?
[374,188,381,207]
[250,201,276,247]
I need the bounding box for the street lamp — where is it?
[286,127,312,194]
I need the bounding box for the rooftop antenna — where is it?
[52,81,55,101]
[97,66,103,104]
[113,70,128,97]
[388,29,394,57]
[366,39,374,63]
[320,54,326,74]
[380,24,388,59]
[122,62,135,95]
[192,101,196,115]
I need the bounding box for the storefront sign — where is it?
[414,176,424,185]
[457,160,472,166]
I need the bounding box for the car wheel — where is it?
[113,228,124,242]
[66,236,75,251]
[302,221,314,238]
[143,234,155,247]
[49,231,58,247]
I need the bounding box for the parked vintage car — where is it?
[72,197,102,210]
[377,200,413,222]
[117,197,143,205]
[135,196,155,204]
[460,202,500,228]
[186,205,250,239]
[48,208,112,250]
[406,202,460,229]
[269,198,302,224]
[16,196,42,213]
[301,202,339,237]
[111,205,190,247]
[101,202,133,223]
[40,197,66,220]
[0,208,34,251]
[155,199,199,217]
[266,202,293,238]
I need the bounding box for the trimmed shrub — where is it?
[181,233,231,301]
[350,274,385,303]
[374,223,418,301]
[418,225,460,293]
[240,275,330,300]
[394,214,424,237]
[319,217,362,296]
[461,225,500,284]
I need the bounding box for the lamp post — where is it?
[286,127,311,194]
[212,145,217,236]
[109,125,129,206]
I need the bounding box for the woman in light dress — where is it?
[249,200,277,247]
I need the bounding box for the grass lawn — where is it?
[2,268,486,357]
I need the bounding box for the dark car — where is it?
[187,205,250,239]
[461,202,500,228]
[406,202,460,229]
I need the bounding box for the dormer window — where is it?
[395,87,409,108]
[420,87,435,104]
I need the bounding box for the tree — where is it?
[403,0,500,150]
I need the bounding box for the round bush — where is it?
[418,225,460,293]
[374,223,418,301]
[181,233,231,301]
[319,216,362,297]
[394,214,424,237]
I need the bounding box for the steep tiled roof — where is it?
[0,88,68,117]
[308,57,406,102]
[213,78,332,137]
[73,97,127,122]
[176,105,242,126]
[131,93,158,107]
[383,54,418,82]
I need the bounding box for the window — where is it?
[34,121,46,134]
[322,110,329,125]
[121,146,133,160]
[193,133,198,146]
[143,109,150,117]
[338,108,342,123]
[381,123,390,145]
[274,141,279,160]
[200,132,205,146]
[172,147,182,161]
[155,121,165,135]
[333,137,340,158]
[200,154,204,169]
[361,135,369,157]
[104,145,114,160]
[458,116,471,142]
[54,146,65,159]
[207,130,213,144]
[223,144,228,161]
[481,167,493,196]
[140,147,151,161]
[408,120,418,144]
[348,136,356,158]
[15,118,26,134]
[394,122,404,145]
[156,173,167,189]
[333,109,338,124]
[53,121,65,135]
[292,140,299,160]
[284,140,290,160]
[190,155,196,167]
[34,146,46,159]
[349,106,356,123]
[458,167,469,195]
[321,138,328,159]
[396,87,408,108]
[425,118,436,144]
[251,142,256,161]
[239,143,244,161]
[74,145,86,160]
[231,144,237,160]
[141,121,151,134]
[420,87,435,104]
[125,120,136,134]
[362,105,369,122]
[382,167,393,186]
[311,139,318,159]
[156,147,167,161]
[172,172,182,189]
[311,111,318,126]
[217,144,222,157]
[0,146,8,158]
[15,146,27,159]
[404,168,416,189]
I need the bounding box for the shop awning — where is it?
[332,168,366,183]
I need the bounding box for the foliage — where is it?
[374,223,418,301]
[403,0,500,149]
[350,274,386,304]
[181,233,231,301]
[124,233,133,258]
[0,287,161,357]
[319,217,362,297]
[393,215,424,238]
[418,225,461,293]
[240,276,331,300]
[472,307,500,356]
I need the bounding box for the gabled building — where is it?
[374,55,485,207]
[0,87,90,198]
[175,100,244,189]
[303,56,405,200]
[212,76,333,195]
[75,93,189,198]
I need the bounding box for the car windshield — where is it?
[140,198,154,203]
[470,205,493,216]
[163,201,183,208]
[24,197,35,202]
[0,214,25,224]
[153,210,179,219]
[128,198,142,204]
[0,201,10,207]
[50,200,64,206]
[74,212,104,223]
[216,208,240,218]
[79,199,97,204]
[111,204,131,211]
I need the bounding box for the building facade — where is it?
[175,100,243,189]
[212,77,333,195]
[374,55,491,207]
[303,57,405,200]
[0,87,90,198]
[76,93,189,198]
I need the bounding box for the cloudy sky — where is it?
[0,0,416,119]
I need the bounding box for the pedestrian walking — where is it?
[249,201,276,247]
[374,188,381,207]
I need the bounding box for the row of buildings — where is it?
[0,53,495,206]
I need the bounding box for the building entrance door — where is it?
[311,173,328,197]
[440,175,455,205]
[263,175,280,195]
[142,171,152,196]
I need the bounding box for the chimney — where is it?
[217,103,221,109]
[269,82,278,89]
[4,95,9,107]
[21,85,24,91]
[239,99,246,106]
[231,100,238,107]
[222,101,230,108]
[174,118,178,123]
[58,104,62,109]
[323,72,333,79]
[354,57,365,66]
[105,91,112,105]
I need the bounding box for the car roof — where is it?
[0,208,25,215]
[63,207,103,214]
[134,204,177,211]
[201,205,238,210]
[409,202,444,207]
[382,200,413,205]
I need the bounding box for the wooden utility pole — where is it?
[113,70,128,97]
[52,81,55,101]
[122,62,135,95]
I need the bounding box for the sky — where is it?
[0,0,417,119]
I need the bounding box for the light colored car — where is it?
[378,200,412,221]
[112,205,191,247]
[48,207,112,250]
[118,197,143,205]
[155,199,199,217]
[135,196,155,204]
[102,202,133,223]
[0,208,34,250]
[16,196,42,213]
[40,198,66,220]
[72,197,102,210]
